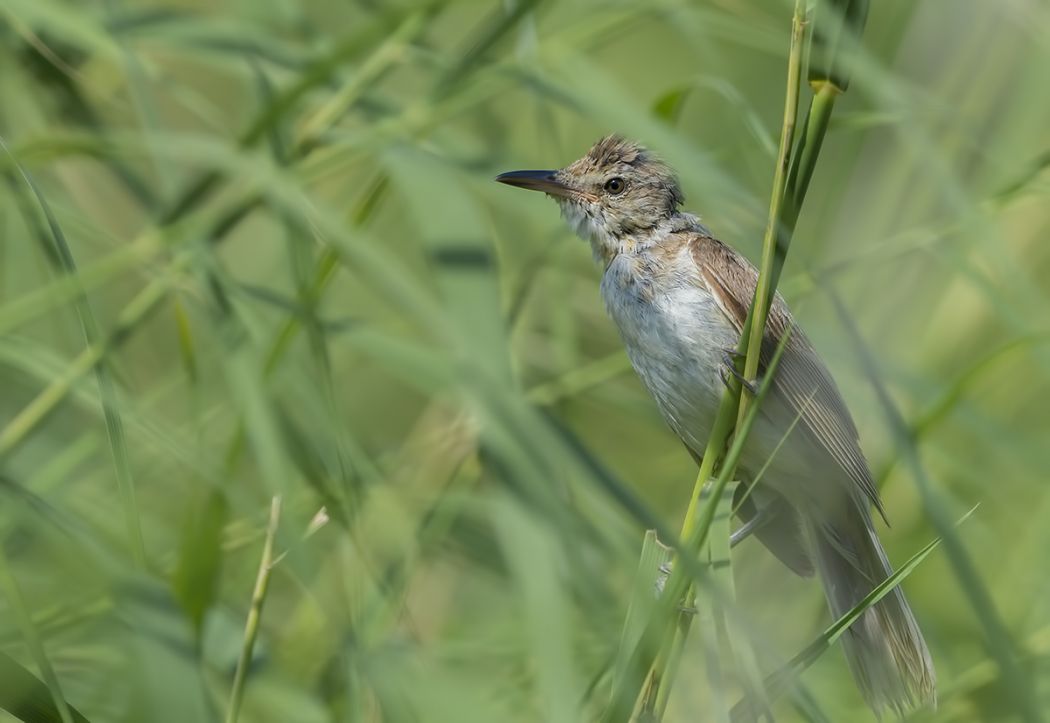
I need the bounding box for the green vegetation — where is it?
[1,1,1049,721]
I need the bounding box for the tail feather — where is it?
[806,510,936,717]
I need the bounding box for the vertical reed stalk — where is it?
[607,0,877,718]
[225,497,282,723]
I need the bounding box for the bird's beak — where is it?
[495,170,572,198]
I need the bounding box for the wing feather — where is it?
[690,234,887,522]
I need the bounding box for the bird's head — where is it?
[496,135,684,262]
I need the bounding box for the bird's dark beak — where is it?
[495,170,572,198]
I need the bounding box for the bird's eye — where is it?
[604,177,626,195]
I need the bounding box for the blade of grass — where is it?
[171,487,229,644]
[434,0,542,94]
[652,480,742,721]
[221,173,389,489]
[0,272,169,458]
[0,147,373,467]
[1,137,145,566]
[730,521,952,722]
[0,225,164,337]
[526,352,632,407]
[0,547,75,723]
[3,0,123,62]
[0,650,91,723]
[610,531,672,695]
[157,16,420,224]
[829,288,1045,723]
[874,334,1050,489]
[295,10,428,151]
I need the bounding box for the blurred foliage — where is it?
[1,0,1049,721]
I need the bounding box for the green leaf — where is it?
[0,651,91,723]
[651,87,691,125]
[1,136,145,566]
[172,297,198,384]
[171,487,229,641]
[808,0,870,91]
[609,530,672,698]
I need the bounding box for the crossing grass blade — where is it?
[0,650,91,723]
[731,505,978,721]
[1,138,146,566]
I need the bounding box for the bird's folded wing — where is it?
[689,234,887,522]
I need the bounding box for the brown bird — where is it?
[496,135,935,716]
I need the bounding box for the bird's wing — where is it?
[689,234,886,521]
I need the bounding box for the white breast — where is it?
[599,247,739,453]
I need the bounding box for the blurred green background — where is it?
[1,0,1049,721]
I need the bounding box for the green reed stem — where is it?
[737,1,808,424]
[629,0,881,716]
[225,496,281,723]
[646,324,797,720]
[651,0,808,699]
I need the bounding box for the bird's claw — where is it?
[720,349,759,395]
[731,499,779,547]
[654,562,696,614]
[730,513,764,547]
[655,561,672,596]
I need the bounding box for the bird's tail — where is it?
[806,507,936,717]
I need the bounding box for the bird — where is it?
[495,135,935,717]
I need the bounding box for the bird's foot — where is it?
[730,514,762,547]
[655,561,672,596]
[730,503,776,547]
[720,348,759,395]
[654,562,697,614]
